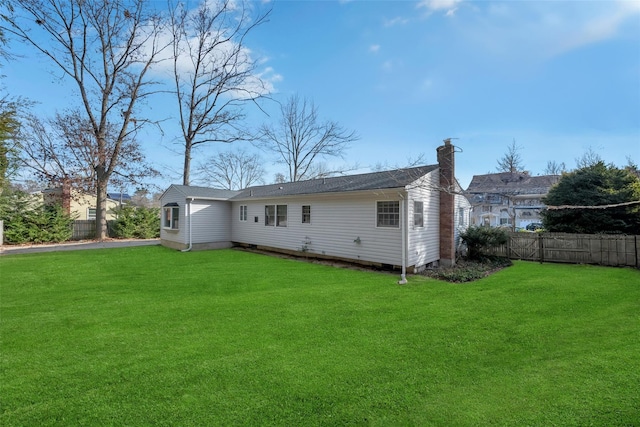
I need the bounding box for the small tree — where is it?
[460,226,509,260]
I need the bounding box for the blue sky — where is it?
[5,0,640,191]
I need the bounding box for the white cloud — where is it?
[456,1,640,61]
[369,44,381,53]
[417,0,462,15]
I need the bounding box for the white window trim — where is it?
[376,200,400,228]
[163,206,180,230]
[87,207,96,220]
[302,205,311,224]
[239,205,248,222]
[413,200,424,228]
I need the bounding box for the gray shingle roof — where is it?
[466,172,560,195]
[231,165,439,200]
[171,185,240,200]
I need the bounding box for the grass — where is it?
[1,246,639,426]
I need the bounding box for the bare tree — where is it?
[496,139,525,173]
[258,94,359,182]
[544,160,567,175]
[169,0,271,185]
[198,148,265,190]
[575,146,603,169]
[3,0,169,239]
[17,111,158,196]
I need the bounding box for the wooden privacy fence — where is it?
[71,220,117,240]
[483,232,639,268]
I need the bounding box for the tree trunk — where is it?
[183,141,192,186]
[95,167,109,241]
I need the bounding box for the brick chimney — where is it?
[437,139,456,267]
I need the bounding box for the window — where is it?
[458,208,464,225]
[87,208,96,220]
[302,205,311,224]
[414,201,423,227]
[265,205,287,227]
[377,201,399,228]
[277,205,287,227]
[265,205,275,226]
[240,205,248,221]
[163,204,179,229]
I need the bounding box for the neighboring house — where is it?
[465,172,560,229]
[160,140,471,276]
[43,187,130,220]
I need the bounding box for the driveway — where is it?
[0,239,160,255]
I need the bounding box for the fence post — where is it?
[0,219,3,246]
[538,233,544,264]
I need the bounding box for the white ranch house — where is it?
[160,141,470,278]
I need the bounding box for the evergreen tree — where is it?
[541,162,640,234]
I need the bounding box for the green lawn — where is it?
[1,246,639,426]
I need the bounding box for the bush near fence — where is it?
[481,232,639,268]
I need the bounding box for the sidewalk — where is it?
[0,239,160,255]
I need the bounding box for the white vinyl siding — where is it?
[159,186,187,246]
[189,201,232,244]
[407,172,440,267]
[232,192,404,266]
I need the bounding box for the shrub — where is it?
[460,226,509,260]
[0,190,73,244]
[112,205,160,239]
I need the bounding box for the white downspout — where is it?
[181,198,193,252]
[398,191,408,285]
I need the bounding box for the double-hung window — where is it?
[163,204,179,229]
[276,205,287,227]
[377,201,400,228]
[240,205,248,221]
[265,205,275,226]
[302,205,311,224]
[265,205,287,227]
[414,201,424,227]
[87,208,97,220]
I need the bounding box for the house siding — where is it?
[231,191,404,266]
[190,201,232,244]
[160,186,188,248]
[407,173,440,268]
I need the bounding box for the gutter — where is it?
[398,191,408,285]
[181,198,193,252]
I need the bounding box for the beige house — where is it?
[465,172,560,229]
[42,188,127,220]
